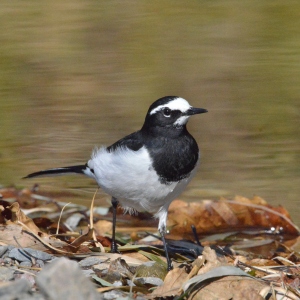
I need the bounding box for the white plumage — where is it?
[86,145,200,231]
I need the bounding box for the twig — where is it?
[56,202,71,235]
[89,188,105,252]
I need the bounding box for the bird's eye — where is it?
[163,108,171,117]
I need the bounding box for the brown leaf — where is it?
[0,224,69,251]
[188,275,266,300]
[0,203,76,253]
[71,228,94,248]
[8,202,42,234]
[168,196,299,236]
[150,267,189,298]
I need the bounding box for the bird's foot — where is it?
[110,240,120,254]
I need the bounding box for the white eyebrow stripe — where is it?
[149,97,191,115]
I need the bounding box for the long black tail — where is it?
[23,164,87,179]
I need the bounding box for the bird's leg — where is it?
[159,227,173,271]
[110,197,119,253]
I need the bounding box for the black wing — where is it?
[106,131,144,152]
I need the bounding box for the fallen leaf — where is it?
[187,274,266,300]
[8,202,41,233]
[0,224,69,251]
[183,265,254,291]
[168,196,299,236]
[150,267,189,298]
[70,228,94,248]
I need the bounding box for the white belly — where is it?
[87,146,198,215]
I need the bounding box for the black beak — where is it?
[186,107,208,116]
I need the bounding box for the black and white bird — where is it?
[25,96,207,270]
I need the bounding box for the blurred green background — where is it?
[0,1,299,225]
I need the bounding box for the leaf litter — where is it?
[0,186,299,299]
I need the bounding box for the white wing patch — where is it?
[149,97,191,115]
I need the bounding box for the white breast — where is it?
[87,146,199,217]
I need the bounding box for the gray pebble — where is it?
[135,276,164,286]
[81,269,95,277]
[0,246,8,257]
[103,290,127,300]
[78,256,105,268]
[0,278,30,297]
[36,257,103,300]
[19,261,33,267]
[9,248,53,263]
[3,257,12,265]
[35,259,45,268]
[0,266,16,281]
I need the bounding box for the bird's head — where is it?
[142,96,207,133]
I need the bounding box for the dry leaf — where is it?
[71,228,94,248]
[188,275,266,300]
[8,202,41,233]
[168,196,299,236]
[0,224,69,251]
[150,267,189,298]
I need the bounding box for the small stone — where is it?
[0,279,31,297]
[112,281,123,287]
[93,263,109,272]
[0,266,15,281]
[20,261,33,267]
[135,276,164,287]
[103,290,127,300]
[0,246,8,257]
[14,272,36,288]
[78,256,105,268]
[9,248,53,263]
[3,257,13,265]
[35,259,45,268]
[36,257,102,300]
[81,269,95,277]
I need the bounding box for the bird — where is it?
[24,96,207,270]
